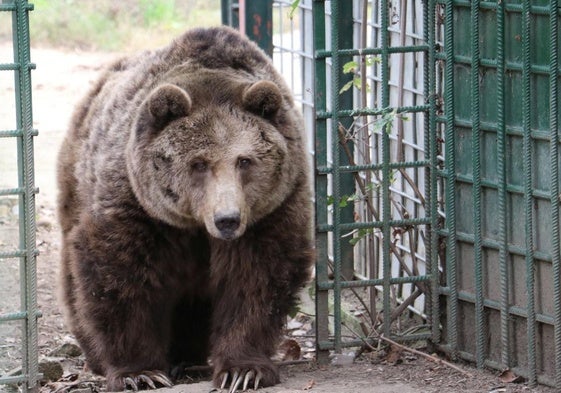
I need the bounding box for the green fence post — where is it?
[0,0,39,391]
[312,0,330,364]
[243,1,273,57]
[335,1,355,283]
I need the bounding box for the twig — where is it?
[375,333,473,378]
[343,321,473,378]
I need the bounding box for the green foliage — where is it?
[27,0,220,51]
[349,228,374,246]
[289,0,301,19]
[140,0,176,26]
[339,56,380,94]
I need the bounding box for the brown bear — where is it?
[56,26,313,392]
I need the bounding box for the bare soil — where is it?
[0,43,557,393]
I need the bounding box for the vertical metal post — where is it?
[444,0,457,355]
[379,0,392,339]
[470,0,485,369]
[11,0,38,391]
[328,0,343,354]
[425,0,439,345]
[495,0,510,370]
[521,1,537,386]
[312,0,330,364]
[335,0,355,282]
[550,0,561,386]
[240,0,273,57]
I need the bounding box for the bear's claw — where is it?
[219,369,262,392]
[121,370,173,391]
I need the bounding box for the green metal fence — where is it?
[437,0,561,387]
[305,0,561,388]
[0,0,39,392]
[312,0,439,357]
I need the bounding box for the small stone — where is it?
[286,319,303,330]
[49,342,83,358]
[330,351,355,367]
[37,218,53,230]
[39,358,64,382]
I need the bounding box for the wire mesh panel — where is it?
[0,0,39,392]
[272,0,315,159]
[437,0,561,388]
[312,0,440,357]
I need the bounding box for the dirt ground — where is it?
[0,42,558,393]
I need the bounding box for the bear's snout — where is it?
[214,212,241,240]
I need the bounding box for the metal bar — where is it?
[317,217,431,232]
[443,0,458,357]
[0,129,38,137]
[312,0,330,365]
[316,160,429,174]
[470,0,485,369]
[334,0,355,287]
[242,1,273,57]
[315,44,430,58]
[380,0,392,340]
[317,274,432,290]
[317,332,433,351]
[549,0,561,386]
[0,250,29,259]
[315,104,429,119]
[0,311,27,322]
[329,0,343,354]
[442,54,561,75]
[11,1,39,391]
[426,0,440,345]
[446,117,561,142]
[495,0,509,370]
[440,0,561,16]
[521,0,537,386]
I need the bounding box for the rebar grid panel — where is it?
[0,0,39,391]
[313,0,439,356]
[436,0,561,387]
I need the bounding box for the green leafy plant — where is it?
[339,56,380,94]
[289,0,301,19]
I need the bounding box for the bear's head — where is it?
[126,72,299,240]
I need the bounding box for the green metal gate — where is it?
[438,0,561,387]
[306,0,561,388]
[312,0,439,357]
[0,0,39,392]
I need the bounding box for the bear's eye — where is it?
[191,161,208,173]
[238,158,252,170]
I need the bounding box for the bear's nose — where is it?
[214,213,241,238]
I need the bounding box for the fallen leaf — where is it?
[384,344,403,365]
[498,369,525,384]
[277,338,301,361]
[303,379,315,390]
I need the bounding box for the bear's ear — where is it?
[136,84,192,136]
[242,80,282,119]
[147,83,192,125]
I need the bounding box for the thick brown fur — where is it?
[57,27,313,391]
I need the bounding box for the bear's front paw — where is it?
[215,364,279,393]
[107,369,173,391]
